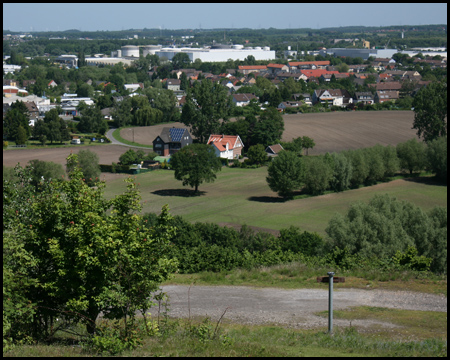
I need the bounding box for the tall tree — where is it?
[170,143,222,193]
[266,150,303,198]
[171,52,191,70]
[252,108,284,147]
[181,79,232,143]
[396,138,426,175]
[412,79,447,143]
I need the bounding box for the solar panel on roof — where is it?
[170,128,184,142]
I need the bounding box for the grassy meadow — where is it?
[103,166,447,236]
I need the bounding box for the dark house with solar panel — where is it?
[152,127,193,156]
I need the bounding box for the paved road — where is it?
[158,285,447,330]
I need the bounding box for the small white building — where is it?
[207,134,244,160]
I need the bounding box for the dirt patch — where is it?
[119,111,417,155]
[160,285,447,330]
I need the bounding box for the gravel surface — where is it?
[159,285,447,330]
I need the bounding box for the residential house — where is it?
[320,73,351,82]
[3,79,17,86]
[267,63,289,75]
[277,101,302,111]
[152,127,193,156]
[101,107,113,120]
[237,65,268,75]
[369,81,402,91]
[382,70,422,81]
[23,101,39,125]
[48,80,57,88]
[313,89,353,107]
[374,90,399,103]
[347,64,368,73]
[265,144,284,157]
[276,72,305,81]
[232,93,258,107]
[292,93,312,106]
[22,79,36,89]
[207,134,244,160]
[354,92,375,105]
[288,61,330,72]
[166,79,181,91]
[300,69,339,80]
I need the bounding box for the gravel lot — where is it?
[160,285,447,330]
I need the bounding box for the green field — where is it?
[103,167,447,236]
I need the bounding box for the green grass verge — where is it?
[103,167,447,237]
[5,316,446,357]
[315,306,447,341]
[112,127,154,148]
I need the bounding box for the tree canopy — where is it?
[266,150,303,198]
[170,143,222,193]
[412,79,447,143]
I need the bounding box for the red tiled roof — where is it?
[238,65,267,70]
[207,135,241,152]
[267,63,287,68]
[300,69,339,78]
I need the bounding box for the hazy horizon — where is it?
[3,3,447,33]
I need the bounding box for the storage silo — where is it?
[263,46,270,51]
[121,45,139,58]
[143,45,162,57]
[232,44,244,50]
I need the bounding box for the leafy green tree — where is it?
[78,106,108,134]
[362,146,385,184]
[119,149,138,165]
[180,72,189,91]
[278,226,324,256]
[247,144,268,165]
[4,154,178,339]
[15,125,28,145]
[181,79,232,143]
[329,152,352,192]
[3,102,31,141]
[281,136,303,155]
[302,156,333,195]
[425,136,447,182]
[266,150,303,198]
[381,144,400,178]
[343,149,369,188]
[67,149,101,186]
[325,194,447,273]
[412,79,447,143]
[26,159,65,189]
[171,52,191,70]
[396,138,426,175]
[252,108,284,147]
[170,143,222,193]
[301,136,315,155]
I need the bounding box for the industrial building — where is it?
[155,44,275,62]
[319,48,399,60]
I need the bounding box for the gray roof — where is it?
[157,127,190,143]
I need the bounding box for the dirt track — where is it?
[160,285,447,330]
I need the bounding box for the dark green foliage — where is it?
[252,108,285,147]
[412,79,447,143]
[302,136,315,155]
[33,109,70,144]
[425,136,447,182]
[302,156,333,195]
[279,226,324,256]
[266,150,303,198]
[329,152,352,192]
[66,149,101,186]
[170,143,222,192]
[247,144,268,165]
[326,194,447,274]
[362,146,385,184]
[396,138,426,175]
[78,105,108,134]
[26,159,65,189]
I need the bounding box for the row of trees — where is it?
[267,137,447,198]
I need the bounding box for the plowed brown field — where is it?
[119,110,418,155]
[3,111,417,171]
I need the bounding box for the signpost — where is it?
[317,273,345,334]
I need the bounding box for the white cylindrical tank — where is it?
[117,49,122,58]
[232,44,244,50]
[254,46,261,50]
[288,46,291,50]
[142,45,162,57]
[246,47,253,50]
[263,46,270,51]
[121,45,139,58]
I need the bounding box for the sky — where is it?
[3,3,447,32]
